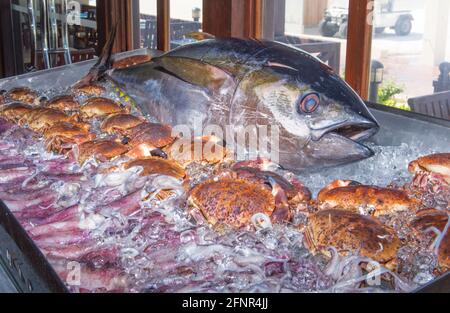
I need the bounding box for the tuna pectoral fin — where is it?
[153,56,235,93]
[74,23,117,88]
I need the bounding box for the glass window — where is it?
[139,0,157,49]
[7,0,98,74]
[170,0,202,49]
[263,0,349,77]
[368,0,450,120]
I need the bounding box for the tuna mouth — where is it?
[333,123,378,143]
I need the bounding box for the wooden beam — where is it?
[0,0,16,77]
[157,0,170,51]
[203,0,262,38]
[97,0,135,54]
[203,0,232,37]
[345,0,373,100]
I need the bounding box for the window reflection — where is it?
[139,0,157,49]
[169,0,202,49]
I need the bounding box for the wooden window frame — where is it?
[146,0,373,98]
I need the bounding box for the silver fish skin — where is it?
[87,37,380,171]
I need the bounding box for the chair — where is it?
[408,91,450,121]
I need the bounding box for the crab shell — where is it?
[189,178,275,228]
[0,102,34,124]
[317,185,416,217]
[113,55,152,69]
[3,87,40,105]
[125,123,176,158]
[409,153,450,184]
[229,166,312,205]
[306,209,401,264]
[24,108,78,133]
[73,84,106,96]
[44,122,95,154]
[77,140,129,164]
[80,98,125,119]
[124,157,186,180]
[166,136,233,167]
[410,208,449,269]
[100,113,145,135]
[46,95,80,112]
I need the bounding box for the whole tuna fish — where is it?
[79,33,379,172]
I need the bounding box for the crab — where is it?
[189,178,276,229]
[317,180,417,217]
[410,208,450,270]
[188,161,311,228]
[407,153,450,208]
[409,153,450,185]
[73,83,106,96]
[21,108,88,133]
[123,157,186,180]
[1,87,40,105]
[80,97,126,120]
[43,122,96,154]
[165,136,233,167]
[0,102,34,124]
[77,140,129,164]
[113,55,152,69]
[305,209,401,264]
[100,113,146,135]
[123,122,176,159]
[45,95,80,112]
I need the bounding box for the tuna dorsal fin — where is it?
[73,23,117,88]
[185,31,216,41]
[153,56,235,92]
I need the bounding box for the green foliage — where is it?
[377,80,411,111]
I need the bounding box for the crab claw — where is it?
[317,179,362,201]
[267,176,290,223]
[233,158,283,172]
[126,143,168,159]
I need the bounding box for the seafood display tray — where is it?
[0,51,449,293]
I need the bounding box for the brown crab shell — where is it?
[77,140,129,164]
[307,209,401,263]
[113,55,152,69]
[230,166,312,204]
[46,95,80,112]
[100,113,145,135]
[80,97,125,119]
[44,122,94,141]
[44,122,95,154]
[4,87,40,105]
[124,157,186,180]
[410,208,449,269]
[189,178,275,228]
[25,108,75,132]
[409,153,450,184]
[166,137,233,167]
[126,122,176,148]
[317,185,416,217]
[0,102,34,124]
[73,84,106,96]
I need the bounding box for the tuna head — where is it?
[234,41,379,171]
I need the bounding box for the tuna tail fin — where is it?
[73,23,117,88]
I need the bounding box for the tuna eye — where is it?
[299,93,320,114]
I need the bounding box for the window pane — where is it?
[139,0,157,49]
[170,0,202,49]
[263,0,349,76]
[369,0,450,120]
[6,0,98,75]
